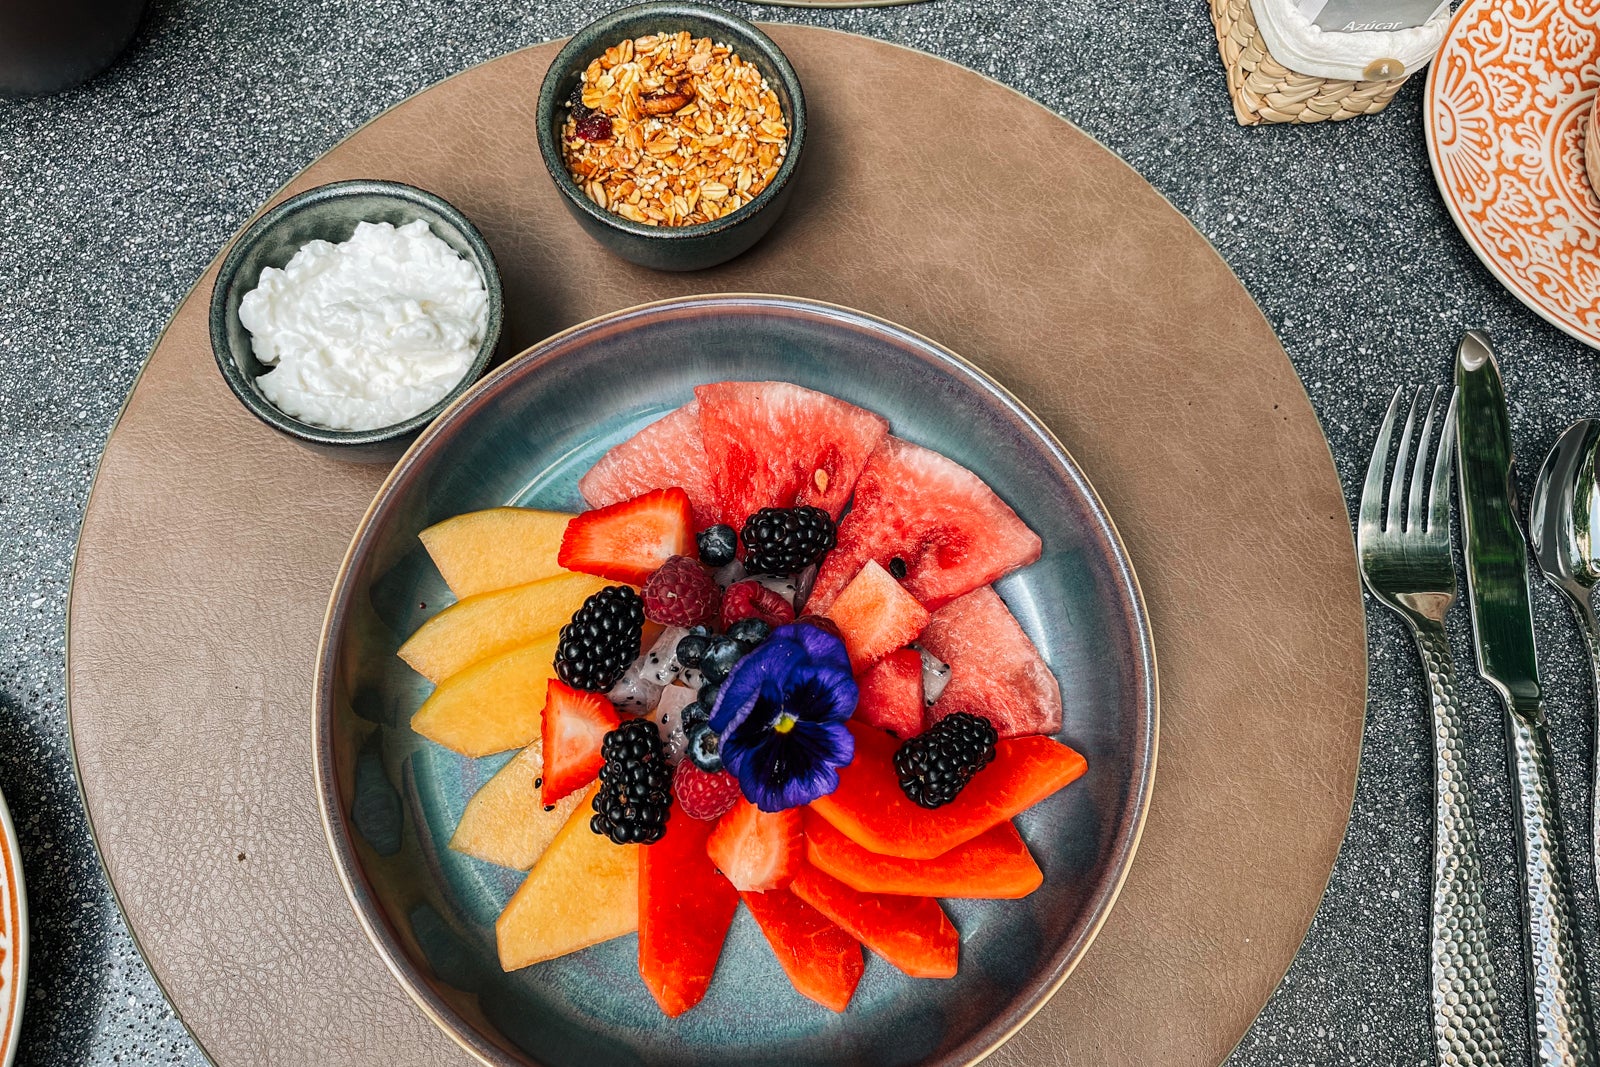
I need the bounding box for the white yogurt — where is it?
[238,219,488,431]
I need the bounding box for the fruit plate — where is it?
[314,294,1156,1067]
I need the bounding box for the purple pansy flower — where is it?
[709,622,858,812]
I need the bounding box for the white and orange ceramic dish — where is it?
[0,788,26,1066]
[1426,0,1600,348]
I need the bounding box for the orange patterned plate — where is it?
[1426,0,1600,347]
[0,789,24,1066]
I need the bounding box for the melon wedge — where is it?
[853,648,925,739]
[920,586,1063,738]
[578,401,720,531]
[419,507,573,599]
[740,888,864,1012]
[640,809,739,1016]
[497,786,639,970]
[790,864,958,979]
[449,741,586,869]
[808,723,1086,859]
[410,636,560,757]
[398,571,612,683]
[806,812,1042,898]
[826,560,929,672]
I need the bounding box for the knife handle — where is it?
[1415,622,1510,1067]
[1506,694,1599,1066]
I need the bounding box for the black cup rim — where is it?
[207,179,505,448]
[535,2,807,243]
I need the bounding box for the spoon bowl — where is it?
[1530,418,1600,621]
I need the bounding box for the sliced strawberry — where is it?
[854,648,925,738]
[558,488,695,585]
[825,560,930,672]
[539,679,621,805]
[705,798,803,892]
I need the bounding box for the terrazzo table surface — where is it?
[1,0,1594,1063]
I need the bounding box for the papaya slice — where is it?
[740,888,864,1012]
[808,723,1086,859]
[790,864,958,979]
[805,812,1041,899]
[640,809,739,1017]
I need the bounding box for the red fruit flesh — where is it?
[694,381,888,530]
[540,679,621,805]
[673,762,741,821]
[740,888,865,1012]
[721,580,796,629]
[705,799,803,891]
[919,586,1063,738]
[578,402,719,531]
[805,811,1042,899]
[853,648,925,738]
[825,560,930,672]
[640,809,739,1017]
[558,488,696,586]
[809,723,1086,859]
[806,437,1042,614]
[642,554,721,628]
[790,864,958,979]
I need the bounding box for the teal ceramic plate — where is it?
[314,294,1156,1067]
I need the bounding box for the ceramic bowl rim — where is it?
[534,2,807,243]
[207,178,506,447]
[312,293,1158,1067]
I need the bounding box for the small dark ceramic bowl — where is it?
[535,3,806,271]
[315,295,1156,1067]
[209,179,505,464]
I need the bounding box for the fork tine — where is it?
[1387,388,1423,533]
[1407,386,1443,532]
[1427,388,1459,535]
[1362,388,1405,534]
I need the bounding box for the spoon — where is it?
[1529,417,1600,892]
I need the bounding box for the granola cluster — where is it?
[561,32,790,227]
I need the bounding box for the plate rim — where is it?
[310,292,1158,1067]
[0,786,26,1067]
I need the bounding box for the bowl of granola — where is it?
[536,2,805,271]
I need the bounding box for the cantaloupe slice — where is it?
[398,571,613,683]
[410,636,561,757]
[497,787,639,971]
[420,507,574,598]
[449,741,586,869]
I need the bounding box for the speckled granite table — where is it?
[2,0,1596,1063]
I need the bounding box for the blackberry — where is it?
[697,524,739,567]
[591,719,673,844]
[893,712,998,809]
[555,586,645,692]
[740,506,836,575]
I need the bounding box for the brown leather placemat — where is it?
[68,28,1365,1067]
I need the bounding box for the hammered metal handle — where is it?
[1505,696,1599,1066]
[1415,622,1510,1067]
[1581,618,1600,904]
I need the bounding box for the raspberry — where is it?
[673,761,741,821]
[721,580,795,629]
[642,555,721,628]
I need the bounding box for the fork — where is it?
[1359,385,1508,1067]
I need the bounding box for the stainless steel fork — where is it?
[1359,385,1508,1067]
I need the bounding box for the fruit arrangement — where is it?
[401,381,1087,1016]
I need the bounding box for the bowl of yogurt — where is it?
[209,179,504,462]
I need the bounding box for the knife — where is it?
[1456,328,1599,1067]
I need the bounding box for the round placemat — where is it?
[67,28,1364,1067]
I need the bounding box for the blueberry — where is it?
[698,680,721,707]
[675,633,710,669]
[696,524,739,567]
[680,701,710,729]
[686,722,724,772]
[686,623,712,638]
[726,617,771,648]
[699,636,744,683]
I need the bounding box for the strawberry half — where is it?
[540,679,621,805]
[705,798,803,891]
[558,487,696,586]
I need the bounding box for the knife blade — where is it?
[1455,328,1599,1067]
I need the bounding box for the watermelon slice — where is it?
[790,864,958,979]
[806,437,1042,614]
[639,809,739,1017]
[825,560,930,672]
[579,401,719,530]
[740,888,865,1011]
[694,382,888,529]
[805,812,1042,899]
[853,648,925,739]
[809,723,1086,859]
[919,586,1063,738]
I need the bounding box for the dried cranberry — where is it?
[573,107,613,143]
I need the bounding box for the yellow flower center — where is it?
[773,712,797,734]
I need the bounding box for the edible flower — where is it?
[709,622,858,812]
